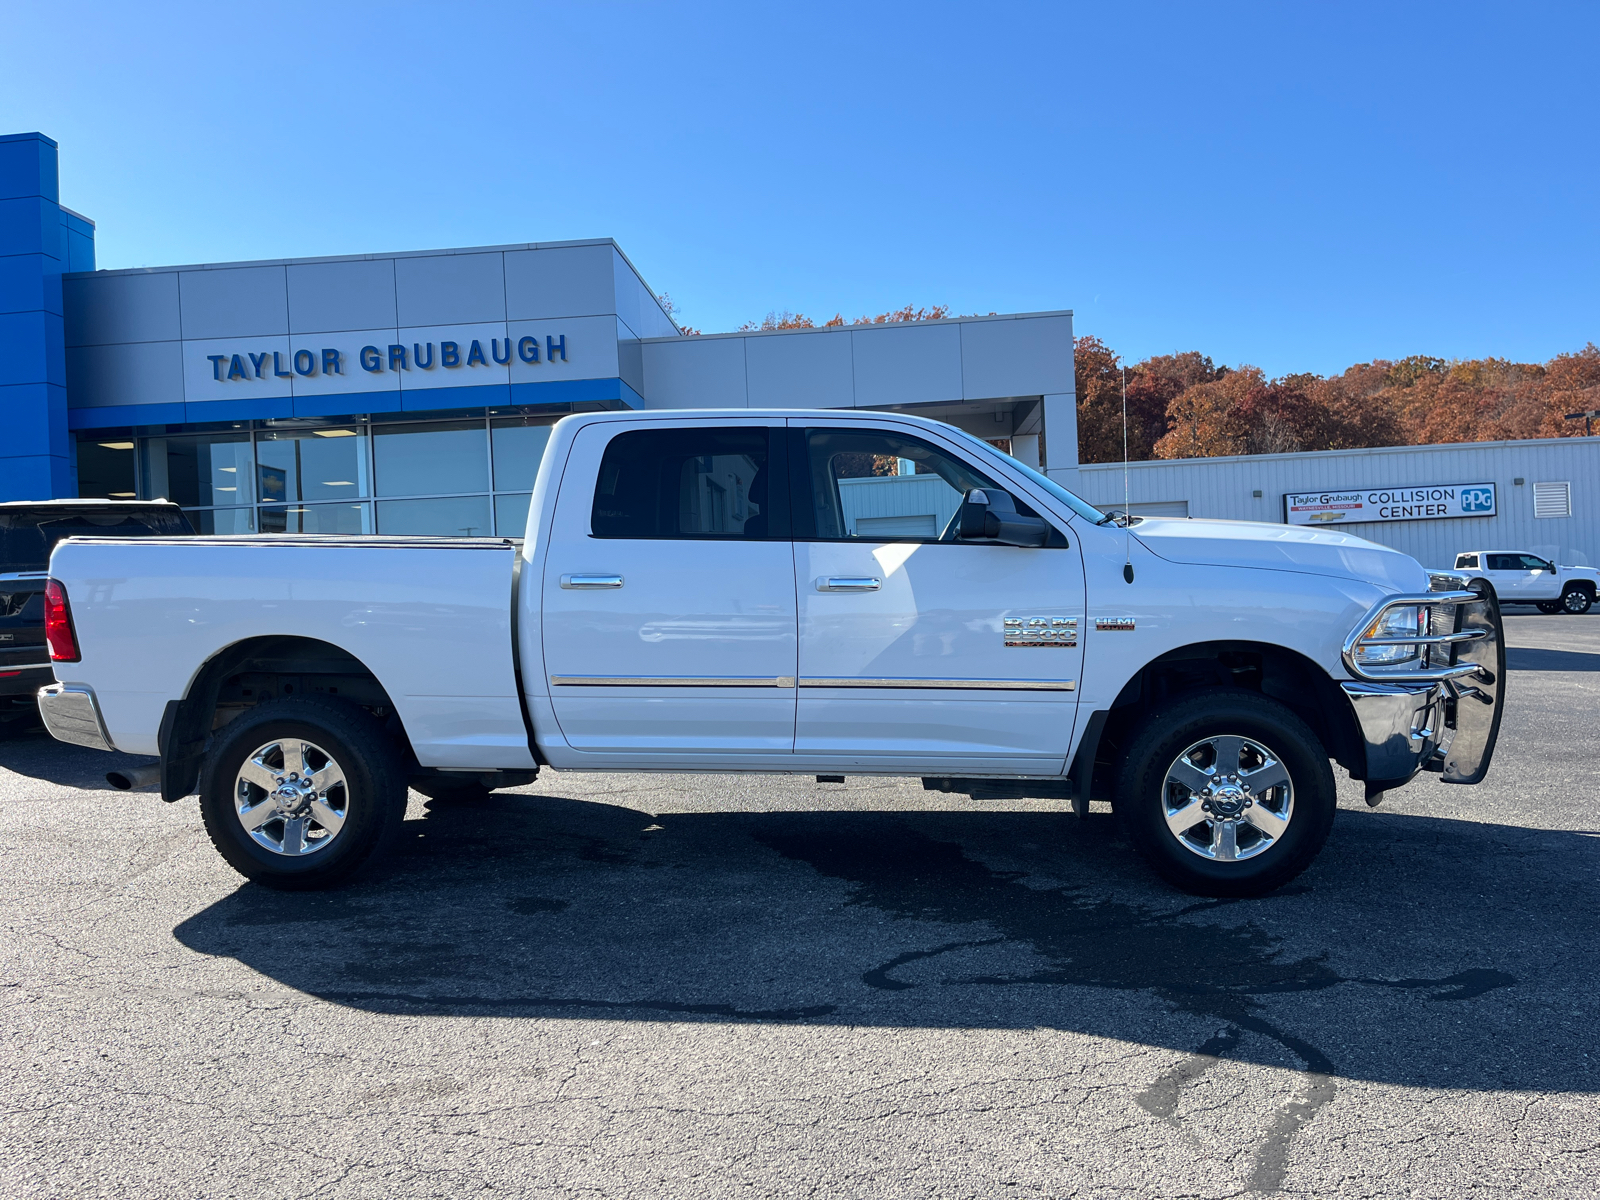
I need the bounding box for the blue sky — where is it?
[4,1,1596,377]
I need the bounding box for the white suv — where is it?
[1449,551,1598,614]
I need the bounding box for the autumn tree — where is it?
[1153,367,1266,459]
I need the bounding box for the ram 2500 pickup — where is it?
[37,409,1505,896]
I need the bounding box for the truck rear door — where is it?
[540,419,798,755]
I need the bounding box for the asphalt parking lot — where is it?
[2,609,1597,1199]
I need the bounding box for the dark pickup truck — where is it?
[1,500,193,723]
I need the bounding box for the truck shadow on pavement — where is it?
[172,788,1599,1103]
[1505,645,1600,671]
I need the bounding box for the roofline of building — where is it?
[637,308,1075,343]
[65,236,683,338]
[1078,433,1598,472]
[65,236,627,278]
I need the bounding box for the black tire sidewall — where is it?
[1117,691,1336,897]
[198,699,404,889]
[1562,588,1592,614]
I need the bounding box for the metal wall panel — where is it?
[745,328,853,409]
[287,259,397,334]
[1076,437,1600,568]
[959,315,1073,400]
[505,244,614,321]
[851,322,962,408]
[394,253,506,327]
[63,271,179,347]
[178,265,288,339]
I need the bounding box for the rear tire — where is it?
[1561,587,1593,615]
[1115,691,1336,897]
[1536,601,1563,614]
[198,698,406,890]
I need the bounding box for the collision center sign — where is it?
[1283,482,1497,526]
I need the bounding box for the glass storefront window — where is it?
[491,419,554,492]
[75,439,137,499]
[184,507,257,534]
[143,433,254,507]
[376,496,492,537]
[374,422,488,496]
[260,502,371,534]
[256,428,370,503]
[494,493,532,537]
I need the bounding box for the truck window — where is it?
[1516,555,1553,571]
[590,427,785,540]
[1486,554,1521,571]
[799,428,1000,541]
[0,508,194,572]
[1455,553,1478,569]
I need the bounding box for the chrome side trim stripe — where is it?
[550,675,797,688]
[799,677,1076,691]
[549,676,1078,691]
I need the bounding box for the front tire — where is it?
[1561,587,1593,615]
[198,698,406,890]
[1115,691,1336,897]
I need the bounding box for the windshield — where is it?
[942,427,1108,524]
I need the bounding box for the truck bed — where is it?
[47,535,536,768]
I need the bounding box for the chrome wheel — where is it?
[1562,590,1592,614]
[1161,734,1294,863]
[233,737,350,856]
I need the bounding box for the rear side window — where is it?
[0,508,194,571]
[590,427,785,540]
[1455,554,1478,569]
[1486,554,1520,571]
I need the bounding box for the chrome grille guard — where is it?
[1341,572,1504,785]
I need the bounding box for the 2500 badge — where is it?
[1003,617,1078,647]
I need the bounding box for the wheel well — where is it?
[1562,581,1596,597]
[1083,641,1365,801]
[160,636,399,801]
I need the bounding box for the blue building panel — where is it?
[0,451,72,499]
[0,254,50,314]
[0,381,69,456]
[67,401,186,430]
[0,132,58,203]
[0,196,63,260]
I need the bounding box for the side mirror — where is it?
[957,488,1050,548]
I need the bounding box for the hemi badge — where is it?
[1095,617,1136,631]
[1004,616,1077,647]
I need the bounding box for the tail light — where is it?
[43,579,81,662]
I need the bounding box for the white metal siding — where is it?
[837,474,961,538]
[1074,437,1600,569]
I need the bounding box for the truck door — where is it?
[790,423,1083,773]
[541,420,797,755]
[1485,553,1541,600]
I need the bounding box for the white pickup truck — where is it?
[1448,551,1598,614]
[36,409,1505,897]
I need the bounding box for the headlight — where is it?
[1354,604,1426,665]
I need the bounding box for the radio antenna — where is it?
[1121,366,1133,583]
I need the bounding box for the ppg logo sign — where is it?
[1461,487,1495,512]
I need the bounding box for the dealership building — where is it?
[3,130,1594,568]
[1,132,1076,538]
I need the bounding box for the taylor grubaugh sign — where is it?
[1283,483,1497,526]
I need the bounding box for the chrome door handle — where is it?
[817,576,881,592]
[560,573,624,589]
